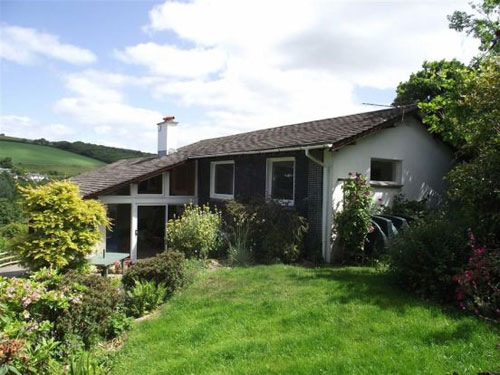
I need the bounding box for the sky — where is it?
[0,0,478,153]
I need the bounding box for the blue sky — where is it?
[0,0,477,152]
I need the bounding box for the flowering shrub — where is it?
[0,269,130,374]
[0,270,76,374]
[55,271,127,350]
[453,231,500,321]
[332,173,373,263]
[166,204,222,259]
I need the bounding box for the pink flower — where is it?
[21,297,32,309]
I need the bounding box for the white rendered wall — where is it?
[322,116,454,262]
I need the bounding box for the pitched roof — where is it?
[73,105,417,198]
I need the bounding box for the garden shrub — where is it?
[55,271,126,349]
[332,173,373,263]
[388,215,469,301]
[125,280,166,318]
[0,272,76,375]
[0,269,131,374]
[0,222,27,240]
[251,199,307,264]
[166,204,222,259]
[453,233,500,322]
[122,250,186,295]
[446,149,500,247]
[15,181,109,271]
[224,200,255,266]
[224,199,307,264]
[383,193,431,219]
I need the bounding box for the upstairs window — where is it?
[210,161,234,199]
[370,159,401,183]
[138,174,163,194]
[266,157,295,205]
[170,161,195,196]
[102,185,130,196]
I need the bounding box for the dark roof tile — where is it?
[72,105,416,197]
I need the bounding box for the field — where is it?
[112,265,500,375]
[0,140,105,176]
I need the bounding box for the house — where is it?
[25,172,48,182]
[72,105,453,262]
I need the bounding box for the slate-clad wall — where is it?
[196,150,323,257]
[306,150,324,256]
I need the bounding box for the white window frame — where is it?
[369,158,403,185]
[266,157,296,206]
[137,174,164,196]
[210,160,235,200]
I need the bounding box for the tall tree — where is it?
[448,0,500,55]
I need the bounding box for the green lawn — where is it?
[112,266,499,375]
[0,140,105,176]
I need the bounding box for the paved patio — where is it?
[0,264,26,278]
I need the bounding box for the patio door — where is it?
[137,205,166,259]
[106,204,131,254]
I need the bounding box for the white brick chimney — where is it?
[157,116,178,156]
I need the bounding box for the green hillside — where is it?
[0,140,105,176]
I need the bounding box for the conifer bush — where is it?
[15,181,109,270]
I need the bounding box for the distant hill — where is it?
[0,135,153,164]
[0,140,106,177]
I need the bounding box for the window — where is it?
[370,159,401,183]
[102,185,130,196]
[170,161,195,196]
[106,204,131,253]
[210,161,234,199]
[138,174,163,194]
[266,157,295,205]
[167,204,185,221]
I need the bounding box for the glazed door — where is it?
[137,205,166,259]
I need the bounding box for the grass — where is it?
[112,265,499,375]
[0,140,105,176]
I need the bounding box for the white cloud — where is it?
[114,0,479,147]
[0,24,96,65]
[4,1,479,153]
[0,115,75,140]
[53,70,162,151]
[115,43,226,78]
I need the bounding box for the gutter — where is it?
[185,143,334,159]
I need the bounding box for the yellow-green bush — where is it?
[15,181,109,270]
[166,204,222,259]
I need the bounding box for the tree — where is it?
[448,0,500,54]
[15,181,109,270]
[393,60,474,151]
[393,60,470,106]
